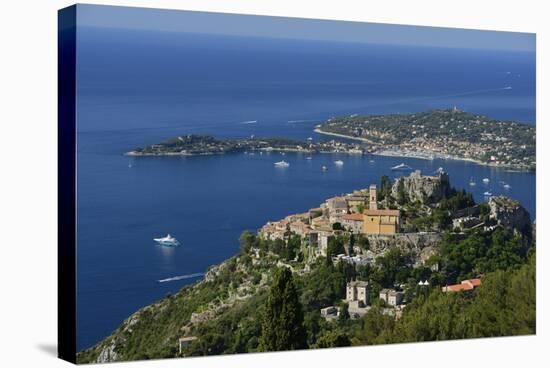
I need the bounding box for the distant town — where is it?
[316,108,536,171]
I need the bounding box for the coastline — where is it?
[314,128,373,143]
[315,128,534,172]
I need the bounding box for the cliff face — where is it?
[488,196,531,234]
[392,170,450,204]
[355,233,442,266]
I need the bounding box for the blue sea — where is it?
[76,27,536,350]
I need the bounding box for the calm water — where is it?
[76,27,536,350]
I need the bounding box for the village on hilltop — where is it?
[259,169,528,321]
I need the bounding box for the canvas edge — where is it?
[58,4,77,364]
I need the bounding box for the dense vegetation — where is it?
[351,252,535,345]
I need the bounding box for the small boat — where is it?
[128,163,133,168]
[321,165,328,171]
[154,234,180,247]
[483,191,492,196]
[503,184,511,189]
[482,178,490,183]
[469,177,476,186]
[281,152,286,156]
[334,160,344,166]
[369,159,375,163]
[391,163,413,171]
[274,160,290,168]
[305,157,313,160]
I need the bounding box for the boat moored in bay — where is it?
[391,163,413,171]
[154,234,180,247]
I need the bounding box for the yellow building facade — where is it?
[362,185,400,235]
[363,209,401,235]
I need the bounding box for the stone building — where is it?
[326,196,349,223]
[342,213,364,233]
[346,280,370,318]
[379,289,404,306]
[178,336,197,355]
[320,306,340,321]
[346,280,369,306]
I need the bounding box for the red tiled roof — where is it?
[465,278,481,287]
[443,278,482,292]
[445,284,473,292]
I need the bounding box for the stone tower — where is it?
[369,184,377,210]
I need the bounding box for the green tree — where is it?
[239,230,256,255]
[315,330,351,348]
[259,267,307,351]
[284,235,302,261]
[327,236,345,258]
[379,175,392,202]
[355,234,369,250]
[396,178,408,205]
[338,302,350,324]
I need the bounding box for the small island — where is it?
[315,108,536,171]
[126,135,366,156]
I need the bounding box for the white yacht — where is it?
[483,191,492,196]
[321,165,328,171]
[469,178,476,186]
[482,178,490,184]
[274,160,290,168]
[391,163,413,171]
[334,160,344,166]
[154,234,180,247]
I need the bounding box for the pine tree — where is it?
[259,267,307,351]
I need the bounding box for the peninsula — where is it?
[126,135,365,156]
[316,108,536,171]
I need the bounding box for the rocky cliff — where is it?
[488,196,531,234]
[392,170,450,204]
[355,232,442,266]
